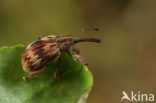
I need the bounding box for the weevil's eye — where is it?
[73,39,79,43]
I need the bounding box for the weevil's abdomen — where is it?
[22,35,61,73]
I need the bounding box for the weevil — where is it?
[21,35,101,81]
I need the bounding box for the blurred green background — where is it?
[0,0,156,103]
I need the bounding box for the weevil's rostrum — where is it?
[22,35,101,81]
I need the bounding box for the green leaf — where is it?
[0,44,93,103]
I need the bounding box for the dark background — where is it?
[0,0,156,103]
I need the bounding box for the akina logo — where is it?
[121,91,154,102]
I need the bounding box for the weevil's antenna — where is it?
[82,27,100,37]
[74,38,101,43]
[82,27,100,32]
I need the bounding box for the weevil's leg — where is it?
[72,55,88,65]
[72,47,80,54]
[68,51,88,65]
[23,69,44,81]
[54,58,61,79]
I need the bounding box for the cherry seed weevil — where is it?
[21,35,101,81]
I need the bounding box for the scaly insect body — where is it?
[22,35,101,81]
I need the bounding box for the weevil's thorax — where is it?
[56,36,74,51]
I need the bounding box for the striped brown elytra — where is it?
[21,35,101,81]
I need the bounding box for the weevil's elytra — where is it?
[21,35,101,81]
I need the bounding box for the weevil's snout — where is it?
[73,38,101,43]
[93,39,101,43]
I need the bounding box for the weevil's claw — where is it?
[54,67,61,79]
[54,70,61,79]
[23,76,28,81]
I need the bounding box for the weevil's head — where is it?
[56,36,74,50]
[56,36,101,51]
